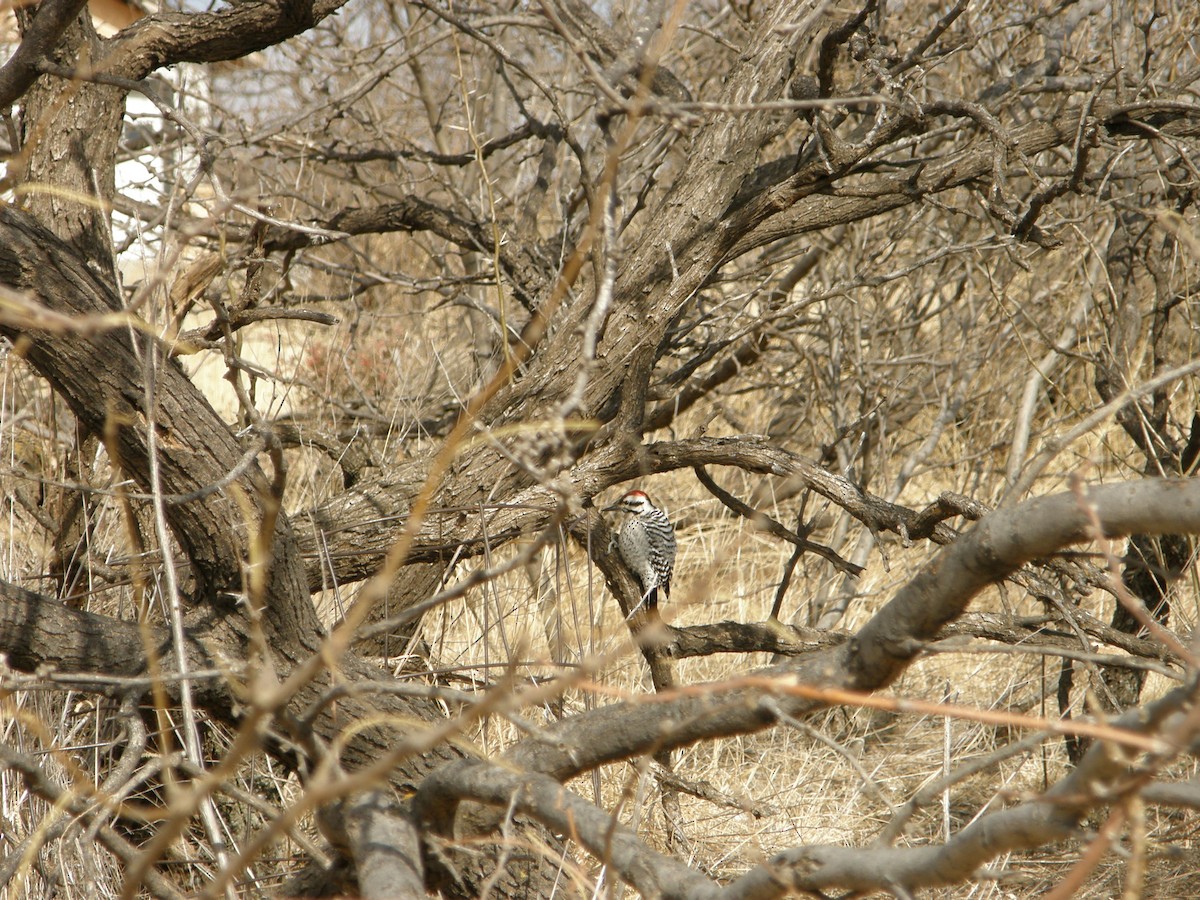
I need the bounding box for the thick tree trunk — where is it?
[14,12,122,279]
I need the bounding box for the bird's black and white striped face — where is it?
[606,489,655,516]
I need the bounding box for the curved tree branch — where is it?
[414,760,719,900]
[694,463,862,576]
[101,0,352,79]
[262,197,549,311]
[727,98,1200,258]
[293,436,957,591]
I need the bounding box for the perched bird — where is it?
[604,489,677,610]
